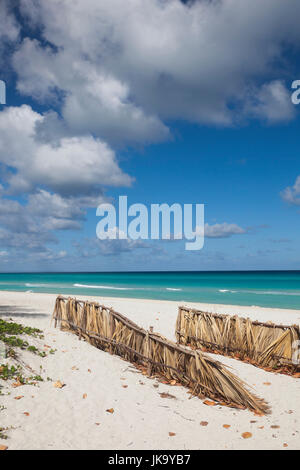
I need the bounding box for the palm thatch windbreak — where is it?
[52,296,268,414]
[176,306,300,374]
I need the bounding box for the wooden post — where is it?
[109,312,114,354]
[176,308,182,344]
[147,327,153,376]
[78,303,83,341]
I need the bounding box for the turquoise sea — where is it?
[0,271,299,310]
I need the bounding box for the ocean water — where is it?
[0,271,299,310]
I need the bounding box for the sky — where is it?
[0,0,300,272]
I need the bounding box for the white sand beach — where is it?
[0,291,300,450]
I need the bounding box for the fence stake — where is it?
[147,326,153,376]
[109,312,114,354]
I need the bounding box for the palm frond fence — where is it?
[176,306,300,375]
[52,296,269,414]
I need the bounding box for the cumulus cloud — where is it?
[281,176,300,206]
[0,190,85,248]
[204,222,246,238]
[0,1,19,51]
[75,229,149,257]
[245,80,295,123]
[12,37,170,145]
[12,0,300,140]
[0,105,133,196]
[0,189,94,265]
[0,104,134,261]
[153,221,247,240]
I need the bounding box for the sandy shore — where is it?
[0,290,300,450]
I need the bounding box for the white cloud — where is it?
[37,249,67,261]
[13,0,300,140]
[0,105,133,196]
[76,229,149,257]
[0,104,133,263]
[205,222,246,238]
[0,190,85,265]
[156,221,247,240]
[281,176,300,206]
[0,1,19,44]
[12,37,170,145]
[245,80,295,123]
[0,191,81,241]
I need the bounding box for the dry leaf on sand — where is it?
[169,432,176,437]
[12,380,23,388]
[53,381,64,388]
[203,400,217,407]
[14,396,24,400]
[159,392,176,399]
[200,421,208,426]
[263,382,271,386]
[223,424,231,429]
[23,412,30,417]
[83,393,87,399]
[242,432,252,439]
[106,408,114,414]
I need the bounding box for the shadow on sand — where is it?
[0,305,48,319]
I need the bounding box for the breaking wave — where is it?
[73,283,134,290]
[218,288,300,296]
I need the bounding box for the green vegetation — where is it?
[0,406,8,440]
[0,319,42,337]
[0,319,50,384]
[0,427,8,440]
[0,319,51,441]
[0,318,44,356]
[0,364,25,382]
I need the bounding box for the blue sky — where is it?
[0,0,300,272]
